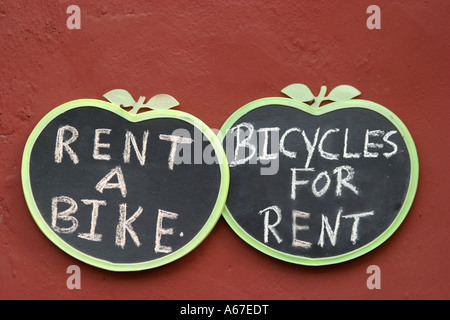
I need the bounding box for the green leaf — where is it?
[326,85,361,102]
[103,89,136,107]
[145,94,179,110]
[281,84,316,102]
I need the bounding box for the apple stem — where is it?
[130,96,146,115]
[311,86,327,108]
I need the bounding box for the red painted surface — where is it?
[1,1,449,299]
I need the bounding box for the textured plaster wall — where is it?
[0,0,449,299]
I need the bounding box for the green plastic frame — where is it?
[219,97,419,266]
[22,99,230,272]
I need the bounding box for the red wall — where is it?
[1,0,449,299]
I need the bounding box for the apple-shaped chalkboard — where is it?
[22,89,229,271]
[220,84,418,266]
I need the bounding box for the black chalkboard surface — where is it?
[22,92,229,271]
[220,84,419,265]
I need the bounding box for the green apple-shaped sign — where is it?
[22,90,229,271]
[220,84,419,266]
